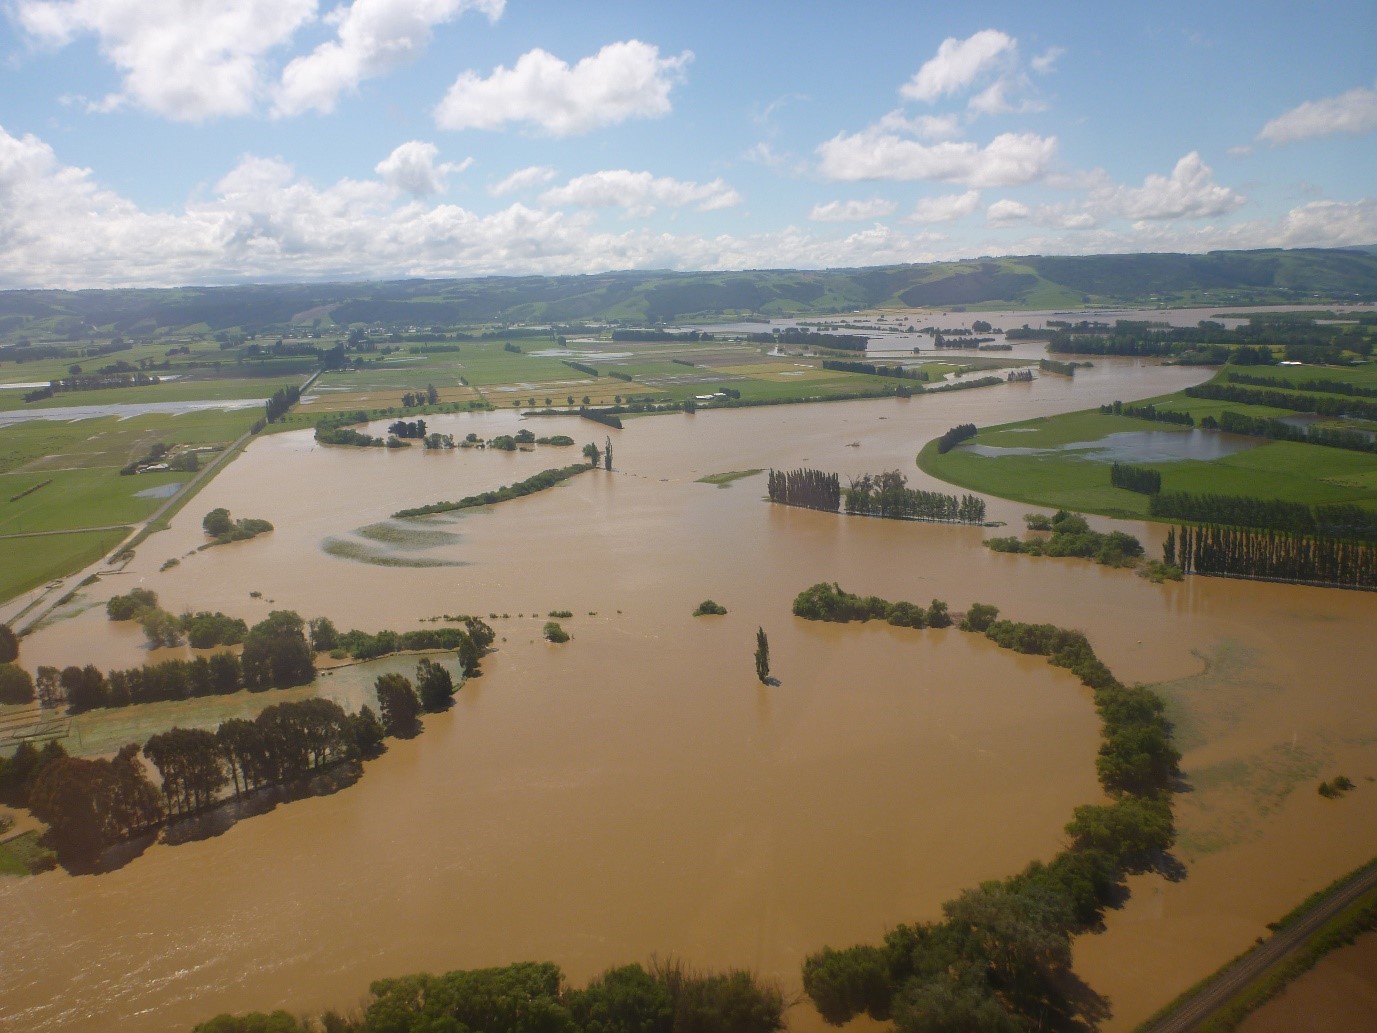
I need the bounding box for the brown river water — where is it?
[4,358,1377,1032]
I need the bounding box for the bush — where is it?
[0,663,35,705]
[0,623,17,663]
[693,600,728,616]
[107,587,158,621]
[543,621,570,643]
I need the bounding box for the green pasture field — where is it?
[920,402,1377,520]
[0,374,301,413]
[0,527,130,601]
[0,467,188,534]
[0,409,255,474]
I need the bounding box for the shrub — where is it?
[693,600,728,616]
[543,621,570,643]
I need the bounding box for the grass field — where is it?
[920,366,1377,519]
[0,527,130,601]
[0,830,56,876]
[0,467,189,533]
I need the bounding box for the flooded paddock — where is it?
[4,357,1377,1032]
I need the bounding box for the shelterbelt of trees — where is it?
[791,582,1179,1032]
[767,466,986,524]
[190,958,786,1033]
[0,616,492,868]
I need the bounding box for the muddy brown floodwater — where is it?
[4,359,1377,1032]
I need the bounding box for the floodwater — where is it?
[5,357,1377,1032]
[1237,933,1377,1032]
[960,429,1261,463]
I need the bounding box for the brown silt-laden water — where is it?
[4,360,1377,1032]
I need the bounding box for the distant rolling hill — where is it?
[1,247,1375,343]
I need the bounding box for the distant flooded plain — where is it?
[5,358,1377,1032]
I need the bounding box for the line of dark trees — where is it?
[563,359,599,376]
[578,406,623,429]
[400,385,439,407]
[191,959,784,1033]
[1186,382,1377,421]
[1207,410,1375,453]
[1046,315,1374,362]
[1149,494,1377,541]
[1098,400,1196,426]
[265,385,300,424]
[748,328,868,351]
[797,591,1177,1032]
[392,462,595,518]
[844,470,986,524]
[1176,524,1377,590]
[1223,371,1377,399]
[311,615,492,676]
[820,359,928,381]
[1039,358,1080,376]
[611,328,716,340]
[766,468,841,511]
[1111,461,1161,494]
[791,582,952,628]
[935,422,977,453]
[388,419,427,439]
[315,411,397,448]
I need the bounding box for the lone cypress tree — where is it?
[754,627,770,684]
[604,435,613,471]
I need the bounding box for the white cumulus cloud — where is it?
[15,0,316,121]
[901,29,1015,102]
[808,198,897,222]
[986,198,1030,224]
[817,128,1056,188]
[1093,152,1244,220]
[1257,82,1377,145]
[274,0,504,117]
[539,170,740,216]
[489,165,557,196]
[374,140,471,196]
[435,40,692,135]
[907,190,982,224]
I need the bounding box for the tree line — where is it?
[747,328,868,351]
[1224,370,1377,399]
[391,462,595,518]
[1110,461,1161,494]
[935,422,977,453]
[1176,524,1377,590]
[1149,493,1377,541]
[791,582,952,629]
[795,590,1177,1032]
[191,958,784,1033]
[1207,409,1376,454]
[844,470,986,524]
[766,468,841,511]
[264,385,300,424]
[2,651,476,866]
[820,359,929,382]
[1098,400,1195,426]
[1186,382,1377,422]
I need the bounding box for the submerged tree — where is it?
[604,435,613,471]
[755,628,770,684]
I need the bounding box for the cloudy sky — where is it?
[1,0,1375,288]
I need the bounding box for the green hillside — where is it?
[1,248,1374,345]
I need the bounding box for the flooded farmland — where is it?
[4,358,1377,1032]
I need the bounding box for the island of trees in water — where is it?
[768,466,985,524]
[0,608,492,867]
[791,582,1178,1032]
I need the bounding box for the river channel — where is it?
[4,357,1377,1032]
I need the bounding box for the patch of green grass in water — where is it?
[696,469,764,486]
[321,536,463,567]
[355,522,463,548]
